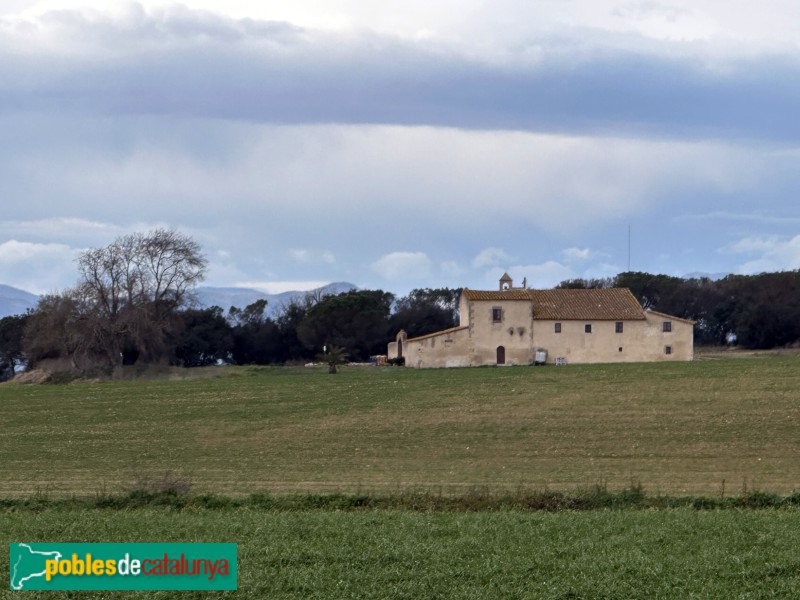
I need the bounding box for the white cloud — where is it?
[372,251,433,280]
[472,247,513,268]
[289,248,335,265]
[289,249,311,262]
[561,247,594,262]
[12,1,800,54]
[0,240,72,263]
[611,2,717,41]
[0,217,142,245]
[728,235,800,273]
[0,240,80,293]
[729,236,784,254]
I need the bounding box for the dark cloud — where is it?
[3,7,800,143]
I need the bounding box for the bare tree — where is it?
[29,228,209,369]
[137,229,207,317]
[24,290,98,369]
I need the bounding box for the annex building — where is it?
[388,274,694,368]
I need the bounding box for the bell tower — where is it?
[499,272,513,291]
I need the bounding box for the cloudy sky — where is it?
[2,1,800,296]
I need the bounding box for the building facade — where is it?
[388,274,694,368]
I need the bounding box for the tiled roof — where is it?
[461,287,647,320]
[530,288,646,320]
[406,326,469,342]
[646,309,696,325]
[462,289,532,301]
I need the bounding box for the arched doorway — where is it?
[496,345,505,365]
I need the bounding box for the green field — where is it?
[3,508,800,599]
[1,354,799,497]
[3,356,800,598]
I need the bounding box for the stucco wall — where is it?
[387,330,407,360]
[405,327,471,368]
[643,311,694,361]
[466,300,534,366]
[532,312,693,364]
[458,294,470,327]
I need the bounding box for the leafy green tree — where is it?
[274,294,319,363]
[228,300,281,364]
[297,290,394,361]
[613,272,685,310]
[228,299,268,328]
[389,287,462,338]
[172,306,234,367]
[0,314,28,380]
[555,278,612,290]
[722,272,800,348]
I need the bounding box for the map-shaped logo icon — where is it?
[10,543,63,590]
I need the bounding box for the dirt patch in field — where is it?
[9,369,51,384]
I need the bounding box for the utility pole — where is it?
[627,224,631,272]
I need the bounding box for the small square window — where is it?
[618,347,623,352]
[663,321,672,333]
[585,324,592,334]
[615,322,623,333]
[554,323,561,334]
[492,307,502,323]
[665,345,672,355]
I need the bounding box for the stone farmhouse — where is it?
[388,274,694,368]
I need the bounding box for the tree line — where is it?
[557,271,800,348]
[0,230,461,378]
[1,230,799,380]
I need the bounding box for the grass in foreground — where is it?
[3,506,800,599]
[2,355,800,496]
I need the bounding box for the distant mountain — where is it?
[194,282,358,316]
[0,284,39,318]
[0,282,359,320]
[192,287,271,312]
